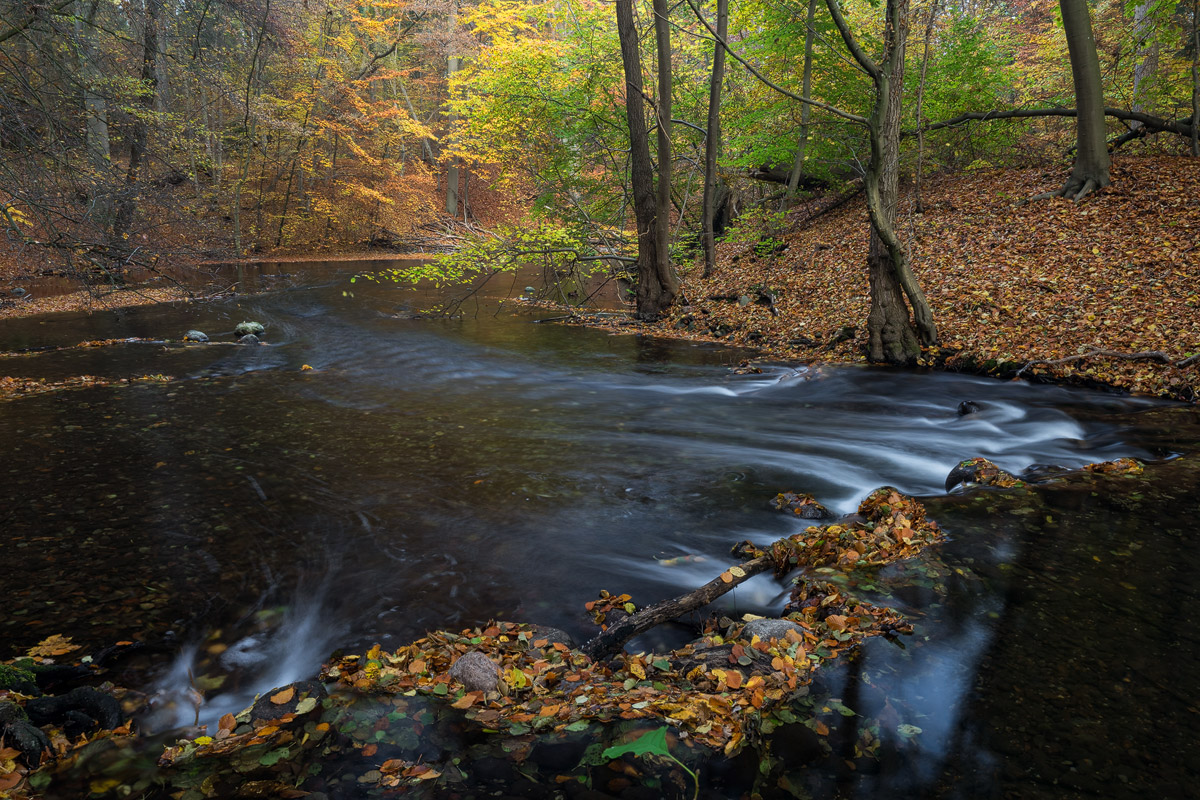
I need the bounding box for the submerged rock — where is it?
[957,400,982,416]
[183,330,209,343]
[234,321,265,337]
[238,333,260,345]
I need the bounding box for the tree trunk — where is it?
[913,0,938,213]
[112,0,160,250]
[1130,0,1158,125]
[701,0,727,277]
[616,0,678,320]
[446,55,462,216]
[785,0,817,197]
[651,0,675,306]
[1058,0,1110,199]
[1192,0,1199,157]
[75,0,113,234]
[864,0,936,362]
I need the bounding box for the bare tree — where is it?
[701,0,727,277]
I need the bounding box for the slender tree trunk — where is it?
[112,0,160,250]
[1057,0,1110,199]
[615,0,677,320]
[446,55,462,216]
[653,0,672,272]
[75,0,113,233]
[701,0,727,277]
[1192,0,1199,157]
[1130,0,1158,125]
[785,0,817,197]
[913,0,938,212]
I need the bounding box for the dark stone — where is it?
[0,700,51,765]
[448,652,500,693]
[530,739,588,772]
[237,333,260,345]
[183,330,209,343]
[527,625,577,649]
[468,756,516,785]
[945,457,1023,492]
[248,680,326,723]
[25,686,121,730]
[957,400,982,416]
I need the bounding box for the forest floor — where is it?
[585,154,1200,402]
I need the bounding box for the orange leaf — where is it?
[825,615,848,631]
[362,744,378,757]
[218,713,236,732]
[725,670,744,689]
[720,571,734,583]
[815,720,829,736]
[270,687,295,705]
[539,704,561,717]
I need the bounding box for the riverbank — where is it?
[586,155,1199,402]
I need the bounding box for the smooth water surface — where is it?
[2,262,1197,798]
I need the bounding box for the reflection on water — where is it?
[1,260,1197,797]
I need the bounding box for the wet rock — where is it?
[234,321,265,337]
[957,400,981,416]
[770,492,831,519]
[248,679,326,723]
[183,329,209,343]
[0,700,51,765]
[945,457,1024,492]
[25,686,121,730]
[1083,457,1144,476]
[741,618,806,642]
[0,663,39,694]
[448,652,500,693]
[238,333,260,345]
[527,625,577,649]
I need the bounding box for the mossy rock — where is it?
[0,663,38,694]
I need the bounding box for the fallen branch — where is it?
[1015,347,1199,377]
[580,554,776,661]
[910,106,1195,139]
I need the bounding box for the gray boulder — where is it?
[448,652,500,693]
[183,330,209,343]
[742,618,806,642]
[238,333,260,345]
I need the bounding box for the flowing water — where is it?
[1,261,1197,798]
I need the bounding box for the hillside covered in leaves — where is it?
[609,155,1199,401]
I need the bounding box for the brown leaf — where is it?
[270,687,295,705]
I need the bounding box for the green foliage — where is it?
[354,223,605,294]
[601,727,698,800]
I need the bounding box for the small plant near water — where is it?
[602,726,698,800]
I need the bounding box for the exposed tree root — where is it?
[1015,347,1200,377]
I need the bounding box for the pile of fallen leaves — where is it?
[585,156,1199,401]
[0,373,173,402]
[322,487,944,759]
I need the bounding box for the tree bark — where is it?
[75,0,113,234]
[616,0,678,320]
[1130,0,1158,126]
[1192,0,1199,157]
[1057,0,1110,199]
[112,0,161,251]
[785,0,818,197]
[863,0,927,363]
[581,554,775,661]
[913,0,939,213]
[701,0,727,277]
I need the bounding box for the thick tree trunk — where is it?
[1058,0,1110,199]
[616,0,678,320]
[701,0,728,277]
[446,55,462,216]
[785,0,817,197]
[863,0,936,362]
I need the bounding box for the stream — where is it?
[2,260,1198,798]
